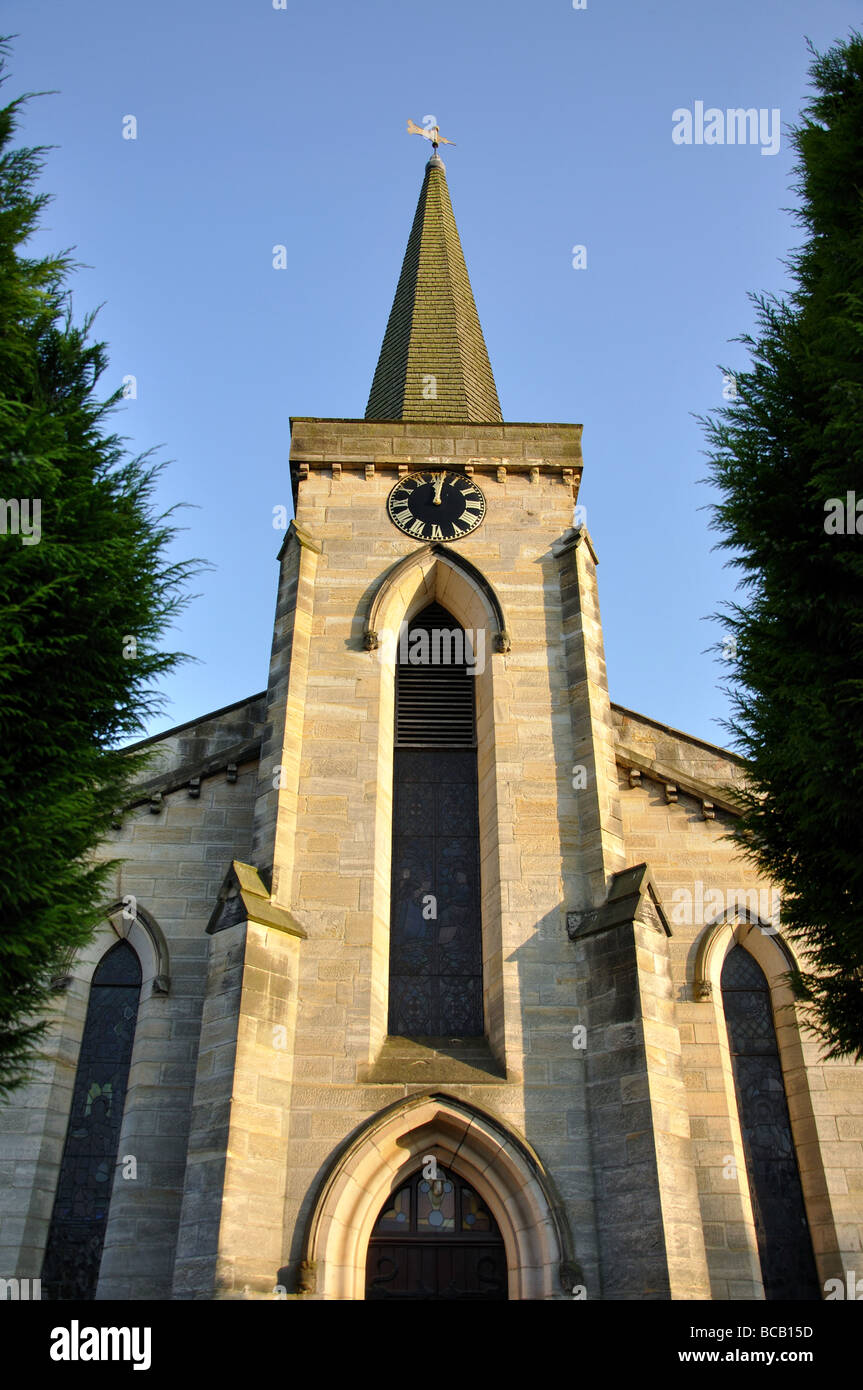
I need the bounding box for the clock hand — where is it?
[431,473,445,505]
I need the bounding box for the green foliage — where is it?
[0,44,198,1094]
[702,32,863,1057]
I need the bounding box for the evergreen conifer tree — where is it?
[0,45,197,1094]
[703,32,863,1057]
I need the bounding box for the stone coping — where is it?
[615,743,744,818]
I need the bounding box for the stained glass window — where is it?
[460,1183,493,1233]
[389,604,483,1038]
[42,941,142,1300]
[721,945,820,1301]
[416,1176,455,1231]
[374,1183,411,1233]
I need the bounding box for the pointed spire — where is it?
[365,155,502,422]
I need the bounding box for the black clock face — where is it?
[387,471,486,542]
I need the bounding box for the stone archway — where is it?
[693,909,796,1005]
[299,1093,579,1300]
[104,901,171,995]
[364,543,510,656]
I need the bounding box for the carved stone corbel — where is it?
[297,1260,317,1295]
[559,1259,585,1295]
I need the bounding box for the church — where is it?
[3,138,861,1302]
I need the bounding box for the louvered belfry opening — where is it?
[389,603,483,1038]
[395,602,476,749]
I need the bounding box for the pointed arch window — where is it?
[388,602,483,1037]
[42,940,142,1300]
[721,945,819,1300]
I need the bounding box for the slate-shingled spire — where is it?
[365,154,503,422]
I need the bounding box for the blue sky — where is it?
[5,0,858,748]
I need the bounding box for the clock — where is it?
[387,470,486,542]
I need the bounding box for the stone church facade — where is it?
[3,151,861,1302]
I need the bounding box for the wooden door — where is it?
[366,1168,507,1300]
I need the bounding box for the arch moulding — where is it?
[298,1093,579,1301]
[364,544,511,652]
[103,901,170,995]
[693,910,797,1004]
[51,904,169,997]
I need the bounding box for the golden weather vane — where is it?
[407,118,456,153]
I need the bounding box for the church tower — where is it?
[5,142,859,1305]
[174,145,712,1301]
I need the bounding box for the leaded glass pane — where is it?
[460,1185,492,1232]
[722,944,770,991]
[724,985,777,1054]
[721,946,819,1300]
[416,1177,455,1231]
[374,1184,411,1233]
[42,941,141,1300]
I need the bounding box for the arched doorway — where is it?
[365,1165,507,1300]
[300,1092,577,1299]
